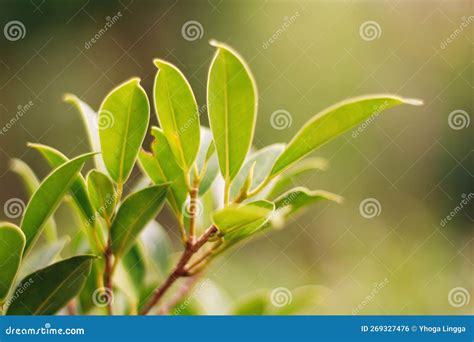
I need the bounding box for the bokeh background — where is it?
[0,0,472,314]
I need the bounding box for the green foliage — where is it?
[6,256,95,315]
[207,41,257,186]
[99,78,150,185]
[0,223,25,303]
[0,41,421,316]
[110,185,168,259]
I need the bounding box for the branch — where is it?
[139,225,218,315]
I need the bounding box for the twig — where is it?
[157,276,199,315]
[104,239,113,315]
[139,225,218,315]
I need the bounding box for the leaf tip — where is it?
[403,97,423,106]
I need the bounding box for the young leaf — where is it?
[207,41,257,182]
[10,159,57,242]
[6,255,95,315]
[213,200,274,235]
[140,220,172,278]
[138,127,187,216]
[153,59,200,171]
[28,143,95,222]
[111,184,168,259]
[99,78,150,185]
[122,242,146,292]
[270,95,423,177]
[86,170,117,222]
[0,223,25,303]
[194,127,218,196]
[274,187,343,218]
[230,144,285,200]
[18,236,70,279]
[267,157,328,199]
[64,94,107,172]
[21,153,94,253]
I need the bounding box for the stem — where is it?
[139,225,218,315]
[223,181,230,205]
[188,180,199,243]
[104,237,114,315]
[158,276,199,315]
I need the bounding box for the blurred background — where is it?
[0,0,472,314]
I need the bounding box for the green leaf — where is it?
[140,220,172,278]
[99,78,150,184]
[86,170,117,222]
[153,59,200,171]
[231,144,285,200]
[194,127,218,196]
[21,153,95,253]
[274,187,343,218]
[213,200,274,235]
[270,95,423,177]
[6,255,95,315]
[63,94,107,172]
[10,159,57,242]
[0,223,25,303]
[18,236,70,279]
[138,127,187,216]
[122,242,146,292]
[267,157,328,199]
[28,143,95,223]
[111,184,168,259]
[207,41,257,182]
